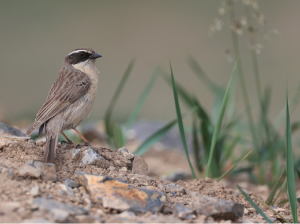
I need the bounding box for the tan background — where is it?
[0,0,299,125]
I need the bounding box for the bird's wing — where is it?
[26,68,91,135]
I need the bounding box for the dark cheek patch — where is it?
[67,52,91,64]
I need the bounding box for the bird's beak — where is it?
[89,53,102,59]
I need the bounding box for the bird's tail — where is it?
[44,130,59,163]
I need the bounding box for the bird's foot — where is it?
[61,140,73,145]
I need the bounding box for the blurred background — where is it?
[0,0,299,124]
[2,0,300,185]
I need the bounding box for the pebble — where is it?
[174,203,195,220]
[0,167,14,179]
[128,173,154,186]
[19,165,41,178]
[190,191,244,220]
[68,148,81,161]
[22,218,50,223]
[118,147,134,159]
[30,185,40,197]
[132,155,148,175]
[65,179,78,188]
[164,183,185,194]
[33,197,87,216]
[79,147,110,168]
[50,208,70,222]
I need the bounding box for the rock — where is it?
[65,179,78,188]
[59,184,73,197]
[127,174,155,186]
[50,208,70,222]
[117,211,136,218]
[75,215,97,223]
[30,185,40,197]
[190,192,244,220]
[0,202,21,213]
[80,147,110,169]
[33,198,87,218]
[174,203,195,220]
[30,161,57,181]
[19,164,41,178]
[132,155,148,175]
[163,183,185,194]
[22,218,51,223]
[68,148,81,161]
[76,172,167,213]
[0,122,27,137]
[118,147,134,160]
[0,167,14,179]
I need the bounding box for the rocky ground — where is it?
[0,122,297,223]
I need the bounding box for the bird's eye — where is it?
[80,52,84,56]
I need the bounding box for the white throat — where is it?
[72,59,99,75]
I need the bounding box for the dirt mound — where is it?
[0,136,294,223]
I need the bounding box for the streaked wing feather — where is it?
[30,70,91,133]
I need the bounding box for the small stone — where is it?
[128,174,154,186]
[19,165,41,178]
[119,167,127,172]
[68,148,81,161]
[22,218,50,223]
[33,197,87,215]
[117,211,136,218]
[248,208,255,213]
[76,171,167,213]
[244,208,249,215]
[190,192,244,220]
[0,202,21,213]
[80,147,110,169]
[0,167,14,179]
[51,208,70,222]
[164,183,185,194]
[65,179,78,188]
[158,183,165,192]
[59,184,73,197]
[174,203,195,220]
[118,147,134,160]
[30,185,40,197]
[132,155,148,175]
[32,162,57,181]
[204,177,212,183]
[0,121,27,137]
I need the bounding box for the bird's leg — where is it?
[61,131,73,144]
[73,128,92,147]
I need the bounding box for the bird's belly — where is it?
[61,86,97,130]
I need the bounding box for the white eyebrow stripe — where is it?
[67,50,90,56]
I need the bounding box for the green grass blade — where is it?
[205,66,235,178]
[236,185,273,223]
[125,66,160,133]
[170,63,197,179]
[114,123,124,149]
[161,73,194,108]
[265,169,284,205]
[217,151,251,182]
[192,116,202,172]
[104,60,135,145]
[286,90,298,223]
[253,195,290,223]
[274,81,300,129]
[134,107,197,156]
[273,177,287,206]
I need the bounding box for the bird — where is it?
[26,48,102,163]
